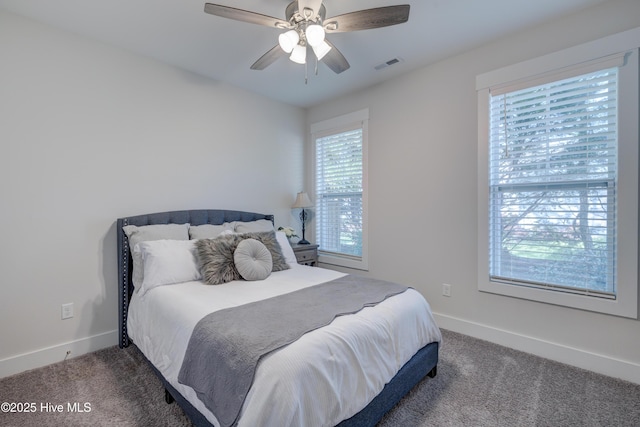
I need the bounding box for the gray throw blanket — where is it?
[177,274,409,427]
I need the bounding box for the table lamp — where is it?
[292,192,313,245]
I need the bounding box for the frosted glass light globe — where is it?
[289,44,307,64]
[278,30,300,53]
[305,24,325,47]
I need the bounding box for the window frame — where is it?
[476,31,639,318]
[310,109,369,271]
[489,67,619,298]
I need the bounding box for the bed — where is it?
[117,209,441,427]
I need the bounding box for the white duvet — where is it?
[127,264,441,427]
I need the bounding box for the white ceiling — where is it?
[0,0,609,108]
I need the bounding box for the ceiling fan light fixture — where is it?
[289,43,307,64]
[302,7,314,20]
[312,40,331,60]
[305,24,325,47]
[278,29,300,53]
[204,2,411,76]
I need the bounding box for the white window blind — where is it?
[489,67,618,298]
[315,127,363,259]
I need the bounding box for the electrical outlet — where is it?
[442,283,451,297]
[61,303,74,320]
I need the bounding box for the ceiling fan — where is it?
[204,1,410,75]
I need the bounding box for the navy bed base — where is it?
[151,341,438,427]
[117,209,438,427]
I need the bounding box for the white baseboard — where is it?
[433,313,640,385]
[3,319,639,386]
[0,330,118,378]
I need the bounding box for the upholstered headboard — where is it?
[116,209,274,348]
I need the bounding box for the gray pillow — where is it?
[196,236,240,285]
[188,223,234,239]
[234,219,274,233]
[240,231,289,272]
[196,230,289,285]
[234,239,272,281]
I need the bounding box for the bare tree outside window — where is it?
[489,68,617,296]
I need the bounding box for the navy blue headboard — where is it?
[116,209,274,348]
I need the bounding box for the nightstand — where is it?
[291,243,319,266]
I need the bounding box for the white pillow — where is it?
[276,231,299,267]
[188,223,234,239]
[122,223,190,289]
[137,239,202,296]
[234,219,274,233]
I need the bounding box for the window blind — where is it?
[315,127,363,258]
[489,67,618,297]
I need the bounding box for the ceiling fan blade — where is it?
[204,3,291,29]
[250,45,287,70]
[321,40,350,74]
[297,0,323,21]
[324,5,410,33]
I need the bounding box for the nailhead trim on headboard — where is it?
[121,218,129,348]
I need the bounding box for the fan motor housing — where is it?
[286,1,326,24]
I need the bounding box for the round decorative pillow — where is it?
[233,238,273,281]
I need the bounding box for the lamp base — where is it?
[298,208,310,245]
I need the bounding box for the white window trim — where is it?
[477,28,639,318]
[310,108,369,271]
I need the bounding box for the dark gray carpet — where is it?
[379,330,640,427]
[1,329,639,426]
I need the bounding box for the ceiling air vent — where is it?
[374,57,404,71]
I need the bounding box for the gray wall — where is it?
[0,9,305,374]
[307,0,640,382]
[2,0,639,382]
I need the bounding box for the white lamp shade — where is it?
[312,40,332,60]
[289,44,307,64]
[278,30,299,53]
[292,192,313,208]
[305,24,325,47]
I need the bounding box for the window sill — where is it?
[479,279,637,319]
[318,252,369,271]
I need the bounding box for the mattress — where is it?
[127,264,442,427]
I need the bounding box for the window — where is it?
[477,35,638,318]
[489,68,618,297]
[311,109,368,270]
